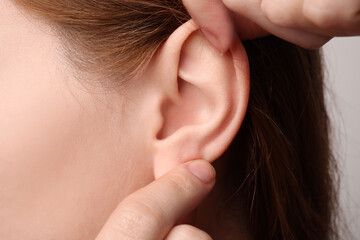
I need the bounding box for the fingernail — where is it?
[201,29,225,54]
[187,160,216,184]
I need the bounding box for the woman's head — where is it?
[1,0,338,239]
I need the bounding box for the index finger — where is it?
[183,0,234,53]
[95,160,215,240]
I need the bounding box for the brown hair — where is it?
[13,0,339,239]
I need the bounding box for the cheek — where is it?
[0,60,153,238]
[0,44,72,197]
[0,2,153,237]
[0,10,76,203]
[0,53,87,234]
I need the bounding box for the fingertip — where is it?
[200,16,234,54]
[183,0,234,53]
[201,28,227,53]
[186,160,216,185]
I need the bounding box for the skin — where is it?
[4,0,357,238]
[1,0,250,239]
[0,0,153,238]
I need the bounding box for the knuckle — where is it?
[261,0,294,27]
[168,172,194,195]
[303,0,354,29]
[303,7,334,29]
[110,208,145,239]
[114,200,164,238]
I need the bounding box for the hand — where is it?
[95,160,215,240]
[183,0,360,51]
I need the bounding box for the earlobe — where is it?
[145,21,250,178]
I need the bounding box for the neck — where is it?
[192,159,251,240]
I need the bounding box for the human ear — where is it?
[141,21,249,178]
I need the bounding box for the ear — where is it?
[142,20,249,178]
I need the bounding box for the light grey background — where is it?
[323,37,360,238]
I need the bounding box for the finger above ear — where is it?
[95,160,215,240]
[182,0,234,53]
[184,0,331,49]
